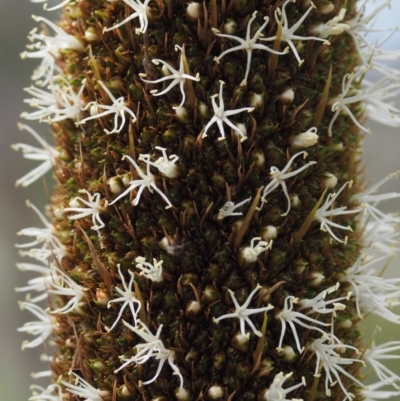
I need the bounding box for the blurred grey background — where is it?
[0,1,399,400]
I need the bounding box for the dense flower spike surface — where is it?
[14,0,400,401]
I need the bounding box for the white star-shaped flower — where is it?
[107,264,141,331]
[213,284,274,338]
[103,0,151,34]
[135,256,164,282]
[108,155,173,208]
[315,181,362,243]
[217,197,251,220]
[259,0,330,66]
[201,80,253,141]
[17,302,54,350]
[64,189,108,231]
[62,373,107,401]
[12,124,59,187]
[21,15,83,87]
[21,78,86,123]
[116,320,184,391]
[30,0,72,11]
[259,151,316,215]
[213,11,287,86]
[140,45,200,108]
[78,80,136,134]
[263,372,305,401]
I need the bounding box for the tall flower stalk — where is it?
[15,1,400,401]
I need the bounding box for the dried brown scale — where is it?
[25,0,373,399]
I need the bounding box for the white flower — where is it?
[30,0,72,12]
[314,181,361,243]
[259,151,316,215]
[308,335,364,400]
[15,262,57,303]
[217,197,251,220]
[62,373,107,401]
[48,267,86,314]
[201,80,253,142]
[311,8,349,38]
[139,146,179,178]
[345,1,393,64]
[328,68,400,136]
[116,320,184,390]
[213,11,287,86]
[21,78,86,123]
[364,341,400,388]
[263,372,305,401]
[21,15,83,86]
[16,200,60,250]
[276,296,331,353]
[103,0,151,34]
[140,45,200,109]
[78,80,136,134]
[213,284,274,338]
[357,171,400,226]
[12,123,59,187]
[340,253,400,322]
[106,264,141,331]
[241,237,273,264]
[363,221,400,257]
[362,381,400,401]
[135,256,164,282]
[299,283,348,316]
[64,190,107,230]
[259,0,330,66]
[17,301,54,350]
[108,155,173,208]
[29,384,63,401]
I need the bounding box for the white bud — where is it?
[186,300,201,315]
[321,172,338,189]
[223,19,237,35]
[278,88,295,104]
[208,385,224,399]
[292,127,318,148]
[108,177,123,195]
[175,106,189,123]
[175,387,190,401]
[318,2,335,14]
[84,27,99,42]
[234,123,247,140]
[249,92,263,109]
[251,149,265,169]
[261,225,278,240]
[308,272,325,287]
[277,345,296,363]
[186,2,203,21]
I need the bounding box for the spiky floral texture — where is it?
[15,1,400,401]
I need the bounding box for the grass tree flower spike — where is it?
[14,1,400,400]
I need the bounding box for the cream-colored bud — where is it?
[277,345,296,363]
[331,142,343,151]
[108,177,123,195]
[248,92,263,109]
[84,27,99,42]
[308,272,325,287]
[198,102,209,119]
[251,149,265,169]
[186,300,201,316]
[291,195,300,208]
[318,1,335,14]
[121,173,131,187]
[223,19,237,35]
[292,127,318,148]
[234,123,247,140]
[278,88,295,104]
[186,2,203,21]
[175,106,189,124]
[208,385,224,399]
[321,172,338,189]
[175,388,191,401]
[261,225,278,240]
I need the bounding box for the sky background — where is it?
[0,1,399,400]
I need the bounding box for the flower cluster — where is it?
[15,1,400,401]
